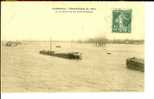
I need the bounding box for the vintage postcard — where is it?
[1,2,144,92]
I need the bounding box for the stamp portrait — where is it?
[112,9,132,33]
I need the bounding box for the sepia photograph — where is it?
[1,2,144,92]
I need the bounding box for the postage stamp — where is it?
[112,9,132,33]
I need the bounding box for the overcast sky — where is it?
[1,2,144,41]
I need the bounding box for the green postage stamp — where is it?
[112,9,132,33]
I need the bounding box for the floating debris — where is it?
[126,57,144,72]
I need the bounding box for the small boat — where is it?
[40,50,55,55]
[5,41,21,47]
[40,50,82,60]
[39,38,82,60]
[56,45,61,48]
[126,57,144,72]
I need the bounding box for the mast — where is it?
[50,37,52,51]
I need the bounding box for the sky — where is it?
[1,2,144,41]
